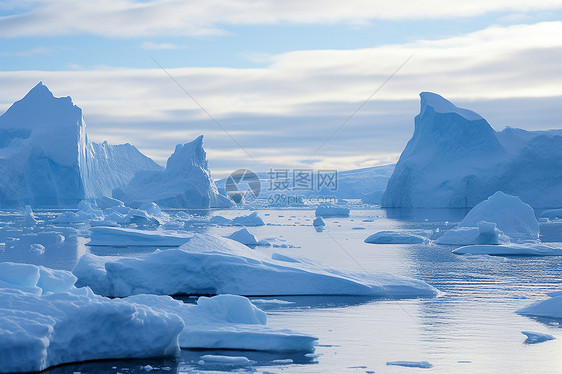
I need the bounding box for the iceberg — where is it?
[113,136,233,209]
[231,211,265,226]
[315,204,350,217]
[436,192,539,245]
[0,83,162,208]
[364,231,429,244]
[382,92,562,208]
[521,331,555,344]
[73,233,438,298]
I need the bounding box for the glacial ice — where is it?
[0,83,162,208]
[231,211,265,226]
[228,228,259,245]
[364,231,429,244]
[87,226,193,247]
[73,233,438,298]
[382,92,562,208]
[518,293,562,319]
[315,204,350,217]
[113,136,233,209]
[452,243,562,256]
[521,331,555,344]
[436,192,539,245]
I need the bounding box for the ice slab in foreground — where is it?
[386,361,433,369]
[365,231,429,244]
[228,228,259,245]
[73,233,438,298]
[437,192,539,245]
[88,226,193,247]
[0,262,316,373]
[453,243,562,256]
[518,293,562,319]
[0,262,182,373]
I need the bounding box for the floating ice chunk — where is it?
[126,294,316,352]
[98,196,125,210]
[231,211,265,226]
[521,331,555,344]
[21,205,37,225]
[453,243,562,256]
[364,231,429,244]
[437,192,538,244]
[518,294,562,319]
[539,208,562,220]
[386,361,433,368]
[74,233,438,298]
[199,355,253,365]
[313,217,325,227]
[29,243,45,255]
[315,204,350,217]
[138,202,166,218]
[209,215,232,225]
[228,228,259,246]
[87,226,193,247]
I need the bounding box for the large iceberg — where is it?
[0,82,162,208]
[73,233,438,298]
[436,191,539,245]
[382,92,562,208]
[114,136,233,209]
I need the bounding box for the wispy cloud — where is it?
[141,41,183,50]
[0,21,561,174]
[0,46,51,57]
[0,0,561,38]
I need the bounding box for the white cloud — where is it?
[0,0,562,38]
[141,41,182,50]
[1,21,562,173]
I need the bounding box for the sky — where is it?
[1,1,562,178]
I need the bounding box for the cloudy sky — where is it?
[1,1,562,177]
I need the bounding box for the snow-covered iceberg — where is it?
[73,233,438,298]
[518,293,562,319]
[436,191,539,245]
[315,204,350,217]
[113,136,233,209]
[382,92,562,208]
[0,82,162,208]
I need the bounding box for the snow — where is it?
[73,233,438,298]
[386,361,433,369]
[521,331,555,344]
[382,92,562,208]
[452,243,562,256]
[437,192,539,244]
[228,228,259,246]
[364,231,429,244]
[231,211,265,226]
[113,136,233,209]
[315,204,350,217]
[518,294,562,319]
[87,227,193,247]
[0,83,162,208]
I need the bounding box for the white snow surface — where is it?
[73,233,438,298]
[364,231,429,244]
[382,92,562,208]
[0,83,162,208]
[113,136,233,209]
[437,192,539,244]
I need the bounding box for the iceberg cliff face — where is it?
[0,82,162,207]
[114,136,233,209]
[382,92,562,208]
